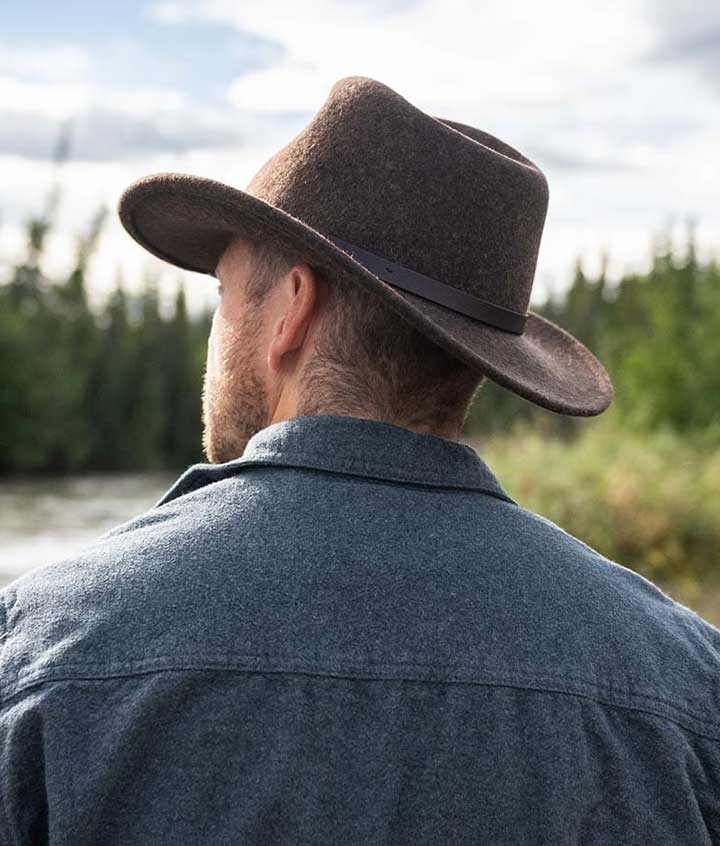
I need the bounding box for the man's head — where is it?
[201,231,487,463]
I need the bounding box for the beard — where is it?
[201,301,270,464]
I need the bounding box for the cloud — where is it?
[1,0,719,314]
[0,43,91,82]
[153,0,696,174]
[0,76,303,162]
[637,0,720,87]
[528,146,644,174]
[0,13,293,161]
[0,107,236,161]
[186,0,649,110]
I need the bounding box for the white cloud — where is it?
[0,74,194,121]
[0,75,94,119]
[0,84,300,162]
[1,0,718,315]
[0,43,91,82]
[227,65,337,113]
[207,0,652,115]
[144,1,196,24]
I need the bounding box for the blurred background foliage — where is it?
[1,136,719,619]
[476,420,720,621]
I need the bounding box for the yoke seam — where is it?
[3,660,719,740]
[9,657,715,721]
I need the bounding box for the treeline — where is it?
[0,202,211,473]
[1,191,718,473]
[467,218,720,439]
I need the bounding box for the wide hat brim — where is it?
[117,172,613,417]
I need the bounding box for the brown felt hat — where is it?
[117,75,613,417]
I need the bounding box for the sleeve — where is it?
[0,697,49,846]
[0,595,48,846]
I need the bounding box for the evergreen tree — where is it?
[162,280,204,465]
[1,200,719,473]
[125,270,168,468]
[85,271,135,468]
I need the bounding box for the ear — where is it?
[267,264,320,373]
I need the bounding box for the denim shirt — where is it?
[1,413,719,845]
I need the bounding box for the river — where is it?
[1,470,718,628]
[0,472,179,588]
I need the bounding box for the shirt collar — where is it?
[155,414,517,507]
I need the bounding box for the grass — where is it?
[467,415,720,628]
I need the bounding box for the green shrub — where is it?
[471,414,720,597]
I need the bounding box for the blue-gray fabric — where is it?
[1,413,719,845]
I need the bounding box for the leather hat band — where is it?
[325,234,528,335]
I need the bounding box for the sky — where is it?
[0,0,718,317]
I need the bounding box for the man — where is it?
[1,76,718,844]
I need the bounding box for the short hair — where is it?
[232,231,487,433]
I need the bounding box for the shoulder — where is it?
[0,475,254,704]
[515,501,720,645]
[505,503,720,732]
[0,463,337,704]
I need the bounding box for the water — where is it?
[2,471,718,628]
[0,472,179,587]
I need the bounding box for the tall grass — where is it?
[470,415,720,626]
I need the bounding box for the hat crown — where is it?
[116,75,613,417]
[246,76,549,315]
